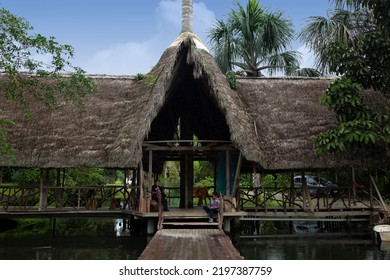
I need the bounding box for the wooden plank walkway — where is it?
[138,228,243,260]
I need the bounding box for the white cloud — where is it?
[297,44,316,69]
[158,0,181,27]
[83,0,216,75]
[193,2,216,45]
[157,0,216,34]
[85,37,163,75]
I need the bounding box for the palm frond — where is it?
[286,67,322,77]
[260,51,301,76]
[298,8,374,73]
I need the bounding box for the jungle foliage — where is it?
[299,1,390,157]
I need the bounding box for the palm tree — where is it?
[207,19,237,74]
[208,0,300,77]
[286,67,322,77]
[298,6,374,73]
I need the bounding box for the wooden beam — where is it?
[139,161,144,212]
[370,175,390,216]
[143,145,234,151]
[226,150,230,195]
[302,171,314,212]
[352,167,357,205]
[252,164,260,208]
[148,149,153,189]
[289,172,294,207]
[39,169,47,210]
[55,168,63,208]
[231,152,242,196]
[144,140,231,145]
[0,167,3,186]
[185,153,189,210]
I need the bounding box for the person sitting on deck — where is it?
[151,180,169,211]
[203,192,220,223]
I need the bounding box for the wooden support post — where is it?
[39,169,48,210]
[369,175,374,208]
[0,167,3,186]
[231,152,242,196]
[231,152,242,210]
[179,151,193,209]
[123,169,129,209]
[122,168,131,209]
[185,153,189,210]
[302,171,306,211]
[132,168,137,187]
[77,188,81,210]
[148,150,153,190]
[55,168,63,208]
[252,164,260,209]
[370,175,390,217]
[302,171,314,212]
[223,218,231,233]
[147,150,153,213]
[352,168,357,205]
[225,149,230,195]
[289,172,294,207]
[139,161,144,212]
[147,219,155,235]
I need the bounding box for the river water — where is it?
[0,218,389,260]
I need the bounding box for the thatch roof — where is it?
[0,32,388,171]
[0,75,148,168]
[236,77,389,170]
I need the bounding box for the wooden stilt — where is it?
[289,172,294,207]
[139,161,145,212]
[39,169,48,210]
[225,149,230,195]
[352,168,357,205]
[0,167,3,186]
[370,175,390,217]
[184,153,189,209]
[252,164,260,208]
[302,171,314,212]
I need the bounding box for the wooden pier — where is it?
[138,228,243,260]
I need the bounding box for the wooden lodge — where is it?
[0,1,389,242]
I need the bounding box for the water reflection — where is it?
[1,218,390,260]
[236,237,390,260]
[115,219,130,237]
[0,235,147,260]
[0,218,146,260]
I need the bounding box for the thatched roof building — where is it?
[0,32,388,171]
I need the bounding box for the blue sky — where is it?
[1,0,332,75]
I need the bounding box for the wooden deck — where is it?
[0,205,380,220]
[138,228,243,260]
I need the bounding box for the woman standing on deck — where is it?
[151,180,169,211]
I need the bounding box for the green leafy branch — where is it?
[0,7,96,157]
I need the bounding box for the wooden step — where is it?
[162,215,209,220]
[162,219,220,229]
[163,222,218,226]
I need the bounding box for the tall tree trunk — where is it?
[181,0,193,33]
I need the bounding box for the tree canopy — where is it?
[300,0,390,158]
[0,7,95,159]
[208,0,300,77]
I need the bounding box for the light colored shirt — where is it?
[210,197,220,208]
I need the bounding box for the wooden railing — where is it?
[239,184,383,212]
[2,183,383,215]
[0,184,140,211]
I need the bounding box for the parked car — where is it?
[294,175,339,197]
